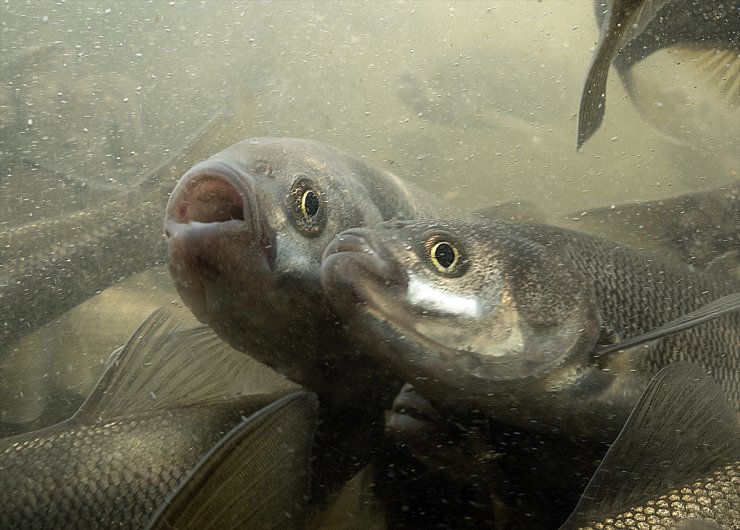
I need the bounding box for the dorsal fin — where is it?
[561,362,739,528]
[74,307,297,423]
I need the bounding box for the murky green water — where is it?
[1,0,737,526]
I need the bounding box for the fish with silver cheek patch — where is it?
[164,138,441,407]
[321,219,740,444]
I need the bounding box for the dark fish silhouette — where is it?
[578,0,739,148]
[0,111,249,354]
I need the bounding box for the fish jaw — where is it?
[165,160,276,326]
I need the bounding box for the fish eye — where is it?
[301,189,320,218]
[289,177,326,237]
[423,233,467,276]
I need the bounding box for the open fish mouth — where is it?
[164,160,276,322]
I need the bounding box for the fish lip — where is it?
[321,228,409,300]
[164,159,276,272]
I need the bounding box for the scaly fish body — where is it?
[2,404,249,529]
[563,363,740,529]
[560,179,740,275]
[164,137,440,405]
[321,219,740,443]
[0,309,316,529]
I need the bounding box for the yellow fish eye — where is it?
[422,231,467,276]
[430,240,461,273]
[289,177,325,237]
[301,189,321,220]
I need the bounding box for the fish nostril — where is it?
[178,176,245,224]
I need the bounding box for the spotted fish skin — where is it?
[576,462,739,529]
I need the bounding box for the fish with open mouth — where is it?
[0,308,316,530]
[164,137,441,407]
[321,218,740,442]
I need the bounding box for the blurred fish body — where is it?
[320,219,740,443]
[0,111,249,354]
[164,137,440,406]
[559,179,740,275]
[578,0,740,147]
[562,362,740,529]
[0,308,316,530]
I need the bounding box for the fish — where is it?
[0,307,316,529]
[164,137,441,407]
[578,0,740,148]
[558,179,740,275]
[0,110,250,355]
[320,218,740,444]
[561,362,740,529]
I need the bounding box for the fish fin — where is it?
[594,293,740,355]
[312,464,386,530]
[74,306,297,423]
[579,0,640,148]
[578,0,665,148]
[146,391,318,530]
[560,362,739,529]
[669,47,740,108]
[620,44,740,112]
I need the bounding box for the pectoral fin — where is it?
[147,391,318,530]
[594,292,740,355]
[74,307,297,424]
[560,362,739,528]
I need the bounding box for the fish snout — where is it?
[321,229,409,297]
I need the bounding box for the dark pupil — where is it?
[435,243,455,268]
[303,190,320,216]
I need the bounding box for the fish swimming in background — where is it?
[320,218,740,443]
[0,308,316,529]
[578,0,740,148]
[561,362,740,529]
[0,110,249,354]
[558,179,740,276]
[164,137,441,407]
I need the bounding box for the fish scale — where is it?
[578,463,740,529]
[526,224,740,409]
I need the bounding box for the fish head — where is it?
[321,219,602,412]
[164,137,401,396]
